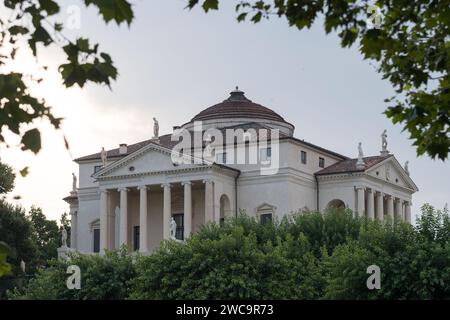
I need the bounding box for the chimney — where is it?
[119,143,128,154]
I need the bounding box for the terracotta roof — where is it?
[315,155,391,176]
[190,89,293,125]
[75,122,348,163]
[74,138,158,162]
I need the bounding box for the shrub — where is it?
[129,215,321,299]
[8,248,135,300]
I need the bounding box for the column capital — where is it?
[181,181,192,186]
[375,191,384,197]
[385,194,393,200]
[355,185,365,191]
[203,179,213,184]
[367,188,374,194]
[161,183,171,188]
[99,189,109,194]
[137,185,148,191]
[394,197,401,203]
[118,187,129,192]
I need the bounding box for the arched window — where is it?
[326,199,346,209]
[220,194,231,226]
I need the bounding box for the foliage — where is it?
[0,241,12,278]
[8,204,450,300]
[0,200,66,274]
[187,0,450,160]
[0,0,134,156]
[0,160,15,194]
[130,216,321,299]
[8,247,135,300]
[28,206,59,267]
[323,210,450,299]
[0,200,37,274]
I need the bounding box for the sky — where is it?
[0,0,449,222]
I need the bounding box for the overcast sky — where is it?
[1,0,448,222]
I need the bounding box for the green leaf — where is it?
[21,128,42,153]
[20,167,29,177]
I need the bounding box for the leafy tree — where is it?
[0,160,15,195]
[8,205,450,300]
[0,200,37,274]
[129,215,321,299]
[28,206,59,267]
[0,0,134,155]
[187,0,450,160]
[0,242,12,278]
[323,205,450,299]
[8,248,135,300]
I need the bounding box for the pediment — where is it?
[94,143,204,179]
[366,156,418,191]
[255,202,277,213]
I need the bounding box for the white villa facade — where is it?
[65,89,418,254]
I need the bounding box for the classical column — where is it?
[118,188,128,247]
[99,190,109,252]
[375,192,384,221]
[138,186,148,253]
[386,195,394,220]
[162,183,171,239]
[367,189,375,220]
[394,198,402,220]
[182,181,192,239]
[356,186,365,217]
[405,201,412,224]
[70,211,78,249]
[204,179,214,223]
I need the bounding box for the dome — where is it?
[182,87,295,136]
[191,87,289,123]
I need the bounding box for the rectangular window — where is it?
[260,213,273,224]
[319,157,325,168]
[216,152,227,164]
[133,226,140,251]
[301,151,307,164]
[93,229,100,253]
[260,147,272,162]
[94,165,102,173]
[173,214,184,241]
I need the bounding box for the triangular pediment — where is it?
[93,143,206,179]
[366,156,418,192]
[255,202,277,213]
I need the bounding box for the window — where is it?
[94,165,102,173]
[215,152,227,164]
[133,226,140,251]
[173,214,184,240]
[260,213,273,224]
[319,157,325,168]
[301,151,307,164]
[93,228,100,253]
[260,147,272,162]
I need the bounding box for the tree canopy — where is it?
[9,205,450,300]
[0,0,134,156]
[187,0,450,160]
